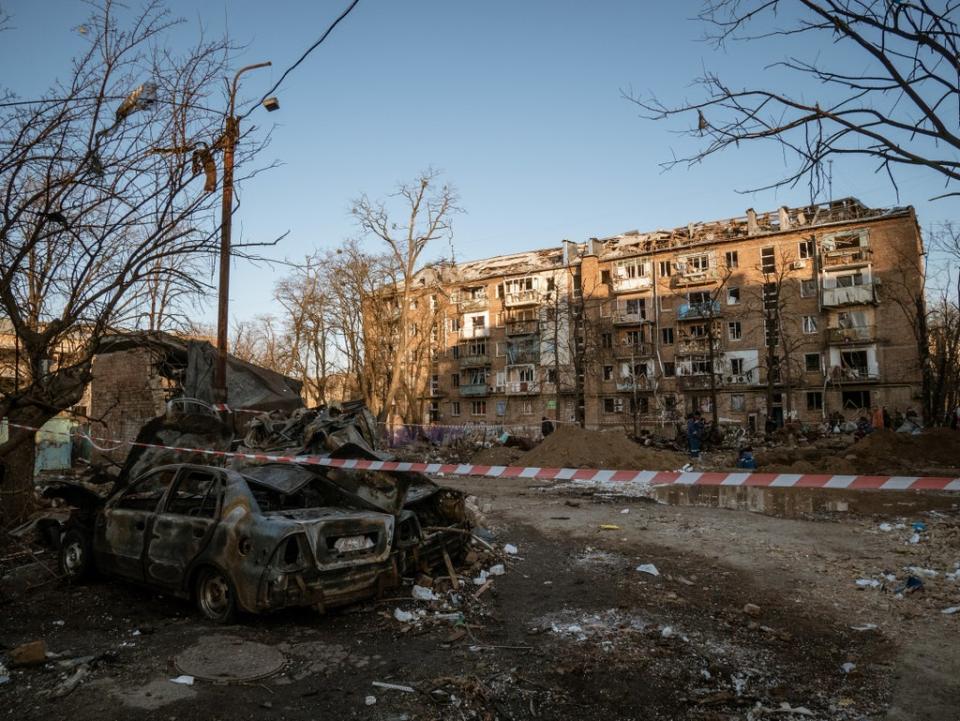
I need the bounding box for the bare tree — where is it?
[629,1,960,200]
[352,170,461,423]
[0,1,259,523]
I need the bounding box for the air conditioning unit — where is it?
[736,375,746,384]
[791,260,807,270]
[725,375,734,383]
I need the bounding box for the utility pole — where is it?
[214,61,272,403]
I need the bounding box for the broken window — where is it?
[166,471,220,518]
[725,250,739,269]
[761,247,776,273]
[841,390,871,410]
[603,397,624,414]
[600,269,611,284]
[727,287,740,305]
[663,362,675,377]
[800,279,816,298]
[625,329,644,347]
[840,350,869,378]
[728,321,742,340]
[603,365,614,381]
[730,357,744,375]
[117,469,176,511]
[798,239,815,259]
[807,391,823,410]
[471,400,487,416]
[658,260,672,277]
[730,394,745,411]
[805,353,821,372]
[601,333,613,349]
[802,315,818,334]
[623,297,646,318]
[688,324,707,338]
[685,254,709,273]
[521,400,534,415]
[835,272,865,288]
[661,327,674,345]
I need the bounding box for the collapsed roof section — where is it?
[411,197,910,285]
[97,331,303,412]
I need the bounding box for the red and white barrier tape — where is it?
[8,421,960,492]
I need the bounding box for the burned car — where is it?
[46,404,470,622]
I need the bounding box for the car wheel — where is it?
[59,527,93,581]
[195,567,237,623]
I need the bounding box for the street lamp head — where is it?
[262,96,280,112]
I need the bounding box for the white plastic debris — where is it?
[393,608,416,623]
[851,623,878,631]
[487,564,506,576]
[636,564,660,576]
[841,662,856,674]
[473,570,489,585]
[906,566,939,577]
[878,522,893,532]
[909,532,921,544]
[170,675,194,686]
[365,696,377,706]
[855,579,880,588]
[503,543,518,555]
[52,620,65,627]
[620,508,630,515]
[942,607,959,615]
[411,585,438,601]
[371,681,415,693]
[660,626,673,638]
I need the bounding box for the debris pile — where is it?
[514,424,688,470]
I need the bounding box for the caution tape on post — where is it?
[6,421,960,492]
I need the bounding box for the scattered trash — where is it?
[841,662,856,674]
[912,521,927,532]
[9,640,47,667]
[620,508,630,515]
[906,566,938,578]
[365,696,377,706]
[878,522,893,532]
[894,576,924,595]
[411,585,438,601]
[599,524,621,531]
[635,564,660,576]
[170,675,195,686]
[851,623,878,631]
[942,607,959,615]
[503,543,518,555]
[472,570,489,586]
[487,564,506,576]
[372,681,416,693]
[855,579,880,588]
[393,608,423,624]
[660,626,674,638]
[50,664,90,698]
[51,620,65,627]
[908,533,921,544]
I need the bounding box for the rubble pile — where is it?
[515,425,688,470]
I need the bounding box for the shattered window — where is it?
[166,471,221,519]
[116,469,176,512]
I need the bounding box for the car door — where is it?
[95,468,177,581]
[144,468,223,589]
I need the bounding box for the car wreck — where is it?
[41,403,470,622]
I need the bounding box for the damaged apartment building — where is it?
[376,198,925,431]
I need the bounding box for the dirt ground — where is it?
[2,477,958,721]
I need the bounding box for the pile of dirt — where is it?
[516,425,688,470]
[757,429,960,474]
[470,445,526,466]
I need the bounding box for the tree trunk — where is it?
[1,435,38,526]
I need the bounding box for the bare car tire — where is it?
[195,567,237,623]
[59,527,93,581]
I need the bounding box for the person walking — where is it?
[687,412,703,458]
[541,416,554,438]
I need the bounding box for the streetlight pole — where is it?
[214,61,271,404]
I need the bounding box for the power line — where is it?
[239,0,362,122]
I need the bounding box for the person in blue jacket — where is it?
[687,412,703,458]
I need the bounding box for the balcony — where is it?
[677,336,721,355]
[616,376,652,392]
[612,275,652,293]
[459,325,491,339]
[505,380,540,395]
[459,383,491,397]
[821,247,872,268]
[458,352,490,367]
[503,289,541,307]
[821,284,876,307]
[677,301,721,320]
[826,325,876,344]
[506,348,540,364]
[615,341,653,358]
[458,297,487,312]
[676,373,721,390]
[505,319,539,336]
[670,267,720,288]
[613,308,649,325]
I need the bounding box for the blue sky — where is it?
[3,1,958,322]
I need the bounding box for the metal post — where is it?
[214,62,271,403]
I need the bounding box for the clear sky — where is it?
[3,0,958,323]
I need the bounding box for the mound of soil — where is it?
[470,445,526,466]
[516,425,688,470]
[757,429,960,474]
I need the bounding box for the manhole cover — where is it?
[174,634,285,683]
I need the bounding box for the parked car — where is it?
[50,459,467,622]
